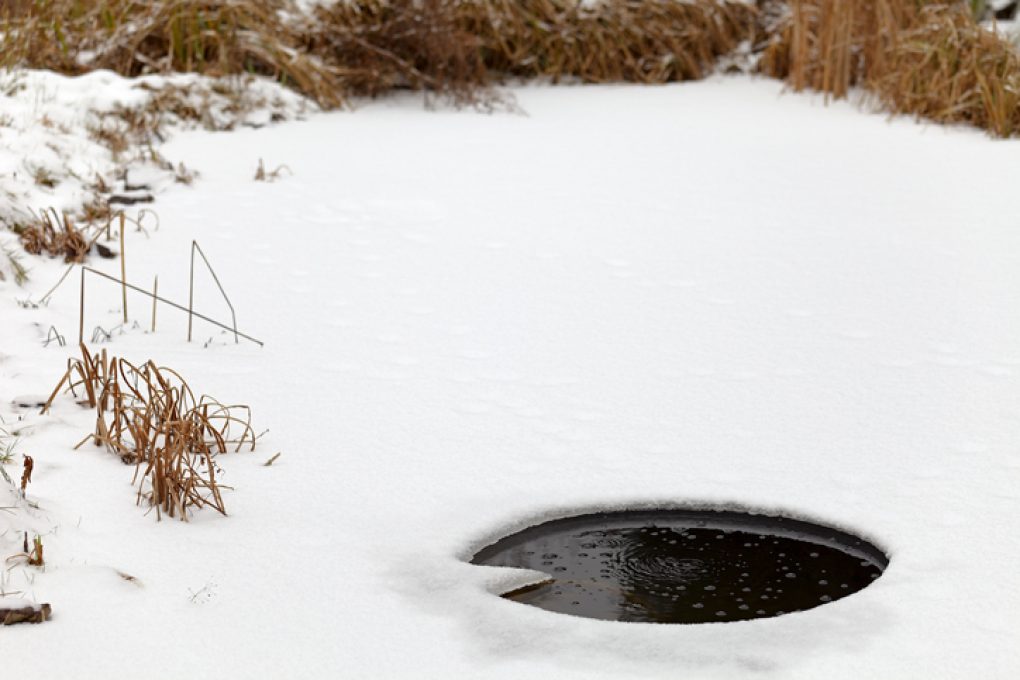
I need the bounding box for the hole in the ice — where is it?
[470,509,888,624]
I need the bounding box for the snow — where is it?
[1,75,1019,677]
[0,69,310,241]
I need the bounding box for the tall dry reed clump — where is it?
[0,0,757,107]
[304,0,756,103]
[462,0,754,83]
[297,0,494,106]
[760,0,1020,137]
[0,1,1017,135]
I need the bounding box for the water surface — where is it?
[472,510,887,623]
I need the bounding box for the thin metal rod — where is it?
[119,212,128,324]
[79,267,85,345]
[187,239,195,342]
[190,241,239,344]
[151,275,158,333]
[80,267,263,346]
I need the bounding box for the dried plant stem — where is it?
[37,264,74,306]
[44,344,258,520]
[77,266,263,346]
[119,212,128,324]
[759,0,1020,137]
[78,266,86,346]
[190,241,239,344]
[18,208,91,263]
[1,0,1015,136]
[188,242,195,342]
[151,275,158,333]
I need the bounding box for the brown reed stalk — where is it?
[43,344,257,520]
[0,0,340,106]
[119,212,128,323]
[151,275,158,332]
[19,455,32,493]
[1,1,1016,136]
[1,0,758,108]
[458,0,756,84]
[759,0,1020,137]
[15,209,91,263]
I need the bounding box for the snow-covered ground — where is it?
[0,69,310,241]
[2,76,1019,678]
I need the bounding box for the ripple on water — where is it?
[471,510,888,624]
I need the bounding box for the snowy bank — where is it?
[1,76,1018,678]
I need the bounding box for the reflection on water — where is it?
[472,511,886,624]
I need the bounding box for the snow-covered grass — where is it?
[0,75,1018,676]
[0,68,310,255]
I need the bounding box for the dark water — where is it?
[471,510,887,624]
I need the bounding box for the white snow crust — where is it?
[0,69,310,240]
[1,75,1019,678]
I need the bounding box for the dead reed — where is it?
[263,0,758,106]
[253,158,292,182]
[1,1,1017,134]
[4,533,44,569]
[23,533,43,566]
[759,0,1020,137]
[44,344,257,520]
[303,0,494,105]
[1,0,759,108]
[0,0,339,106]
[454,0,757,84]
[871,4,1020,136]
[15,209,91,263]
[0,243,28,284]
[19,455,32,494]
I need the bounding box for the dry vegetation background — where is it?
[0,0,1017,136]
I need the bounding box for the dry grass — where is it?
[19,455,32,493]
[759,0,1020,137]
[281,0,758,106]
[457,0,757,84]
[253,158,291,182]
[0,0,339,105]
[1,1,1017,134]
[44,344,257,521]
[872,4,1020,136]
[24,534,43,566]
[4,533,44,569]
[104,78,302,142]
[15,209,91,263]
[1,0,759,108]
[303,0,495,105]
[0,243,29,285]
